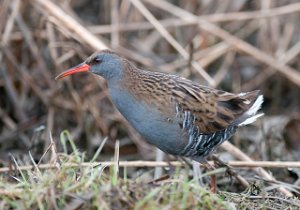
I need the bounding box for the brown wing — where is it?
[170,78,260,133]
[123,69,260,133]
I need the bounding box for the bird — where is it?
[56,49,263,163]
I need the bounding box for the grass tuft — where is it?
[1,132,299,209]
[0,134,231,210]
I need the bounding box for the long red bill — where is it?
[55,63,90,80]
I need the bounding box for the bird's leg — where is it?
[210,173,217,193]
[199,158,218,193]
[178,156,193,167]
[212,155,249,188]
[176,157,204,185]
[205,162,217,193]
[154,148,165,179]
[200,158,215,170]
[192,160,204,187]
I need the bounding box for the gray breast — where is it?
[108,87,187,155]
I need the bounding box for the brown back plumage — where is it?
[121,61,261,134]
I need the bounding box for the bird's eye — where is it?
[94,57,102,63]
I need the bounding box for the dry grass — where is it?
[1,133,299,210]
[0,133,231,210]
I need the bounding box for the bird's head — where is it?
[55,50,124,81]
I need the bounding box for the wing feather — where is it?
[169,77,261,133]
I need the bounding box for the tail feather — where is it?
[237,94,264,126]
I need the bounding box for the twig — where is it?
[130,0,215,86]
[33,0,107,51]
[1,0,20,46]
[145,0,300,87]
[212,155,249,188]
[0,189,24,198]
[0,0,11,34]
[111,0,120,48]
[221,141,294,197]
[49,131,61,168]
[88,3,300,34]
[248,195,300,208]
[3,48,48,105]
[15,14,52,86]
[202,2,300,22]
[0,0,21,64]
[213,51,235,87]
[0,107,16,130]
[158,20,257,78]
[45,107,55,151]
[46,22,59,65]
[0,65,27,121]
[1,160,300,173]
[243,39,300,90]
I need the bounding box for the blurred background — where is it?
[0,0,300,175]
